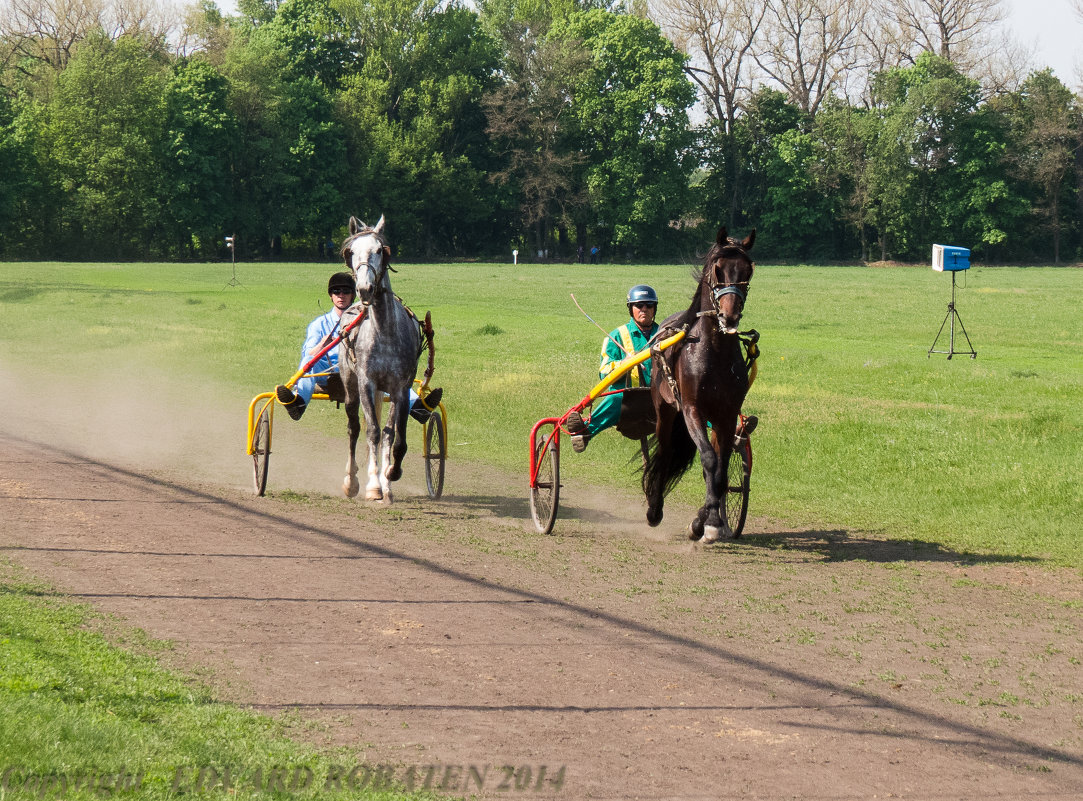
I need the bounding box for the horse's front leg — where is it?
[343,382,362,499]
[684,409,726,543]
[384,388,410,487]
[687,507,708,542]
[359,387,384,501]
[712,415,740,539]
[690,428,726,541]
[374,395,400,503]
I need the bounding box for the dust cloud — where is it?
[0,358,687,540]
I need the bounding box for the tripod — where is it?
[224,234,241,288]
[928,271,976,359]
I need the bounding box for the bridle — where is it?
[700,244,753,331]
[342,229,395,303]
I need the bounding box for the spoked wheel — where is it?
[424,408,446,499]
[723,438,751,537]
[530,428,560,535]
[252,405,271,496]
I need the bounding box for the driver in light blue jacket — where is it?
[276,272,441,421]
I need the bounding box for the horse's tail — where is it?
[641,412,698,501]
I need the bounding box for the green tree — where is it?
[260,0,352,88]
[220,18,346,255]
[850,87,917,260]
[733,89,854,260]
[336,0,502,256]
[730,88,806,256]
[999,69,1078,262]
[0,94,45,256]
[218,24,292,254]
[237,0,279,25]
[864,52,1025,261]
[162,58,237,258]
[818,102,880,261]
[482,16,589,257]
[45,32,168,258]
[557,9,696,257]
[278,75,346,241]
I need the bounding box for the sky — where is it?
[1005,0,1083,86]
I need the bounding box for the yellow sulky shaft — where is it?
[584,330,686,404]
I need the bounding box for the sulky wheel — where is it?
[722,438,751,537]
[424,408,446,499]
[530,429,560,535]
[252,405,271,496]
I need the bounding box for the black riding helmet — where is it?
[626,284,658,312]
[328,271,355,295]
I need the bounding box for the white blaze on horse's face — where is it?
[346,215,387,304]
[349,233,385,304]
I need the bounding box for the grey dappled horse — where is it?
[338,215,421,502]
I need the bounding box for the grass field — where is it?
[1,258,1080,568]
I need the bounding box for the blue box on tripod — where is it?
[932,244,970,271]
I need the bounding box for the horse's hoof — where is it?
[366,487,383,501]
[386,465,402,482]
[344,478,359,498]
[646,505,663,527]
[687,518,704,541]
[380,490,393,505]
[702,525,722,544]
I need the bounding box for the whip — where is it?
[570,294,630,356]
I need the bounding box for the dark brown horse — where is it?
[643,226,755,542]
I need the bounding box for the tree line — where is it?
[0,0,1080,263]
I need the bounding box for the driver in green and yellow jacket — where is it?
[566,285,660,452]
[566,284,760,453]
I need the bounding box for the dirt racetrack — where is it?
[2,364,1082,800]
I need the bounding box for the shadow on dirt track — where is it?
[732,530,1044,565]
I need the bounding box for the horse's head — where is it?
[342,215,392,304]
[703,226,755,335]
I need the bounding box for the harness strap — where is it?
[712,284,747,303]
[740,329,760,388]
[396,296,428,360]
[341,297,428,362]
[650,323,689,411]
[421,311,436,386]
